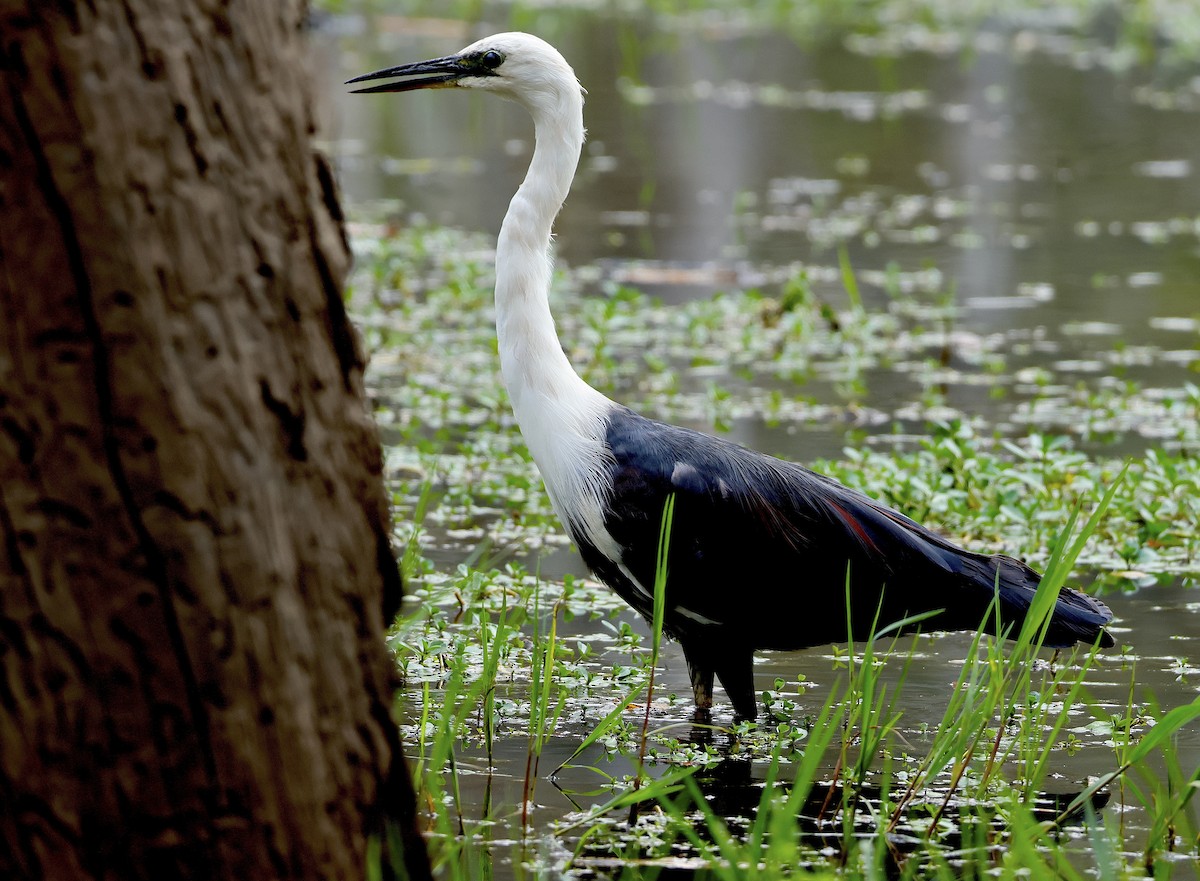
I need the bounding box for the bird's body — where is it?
[350,33,1114,719]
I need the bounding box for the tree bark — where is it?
[0,3,428,880]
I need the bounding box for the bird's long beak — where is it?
[346,55,468,94]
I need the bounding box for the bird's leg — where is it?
[681,641,715,712]
[714,648,758,721]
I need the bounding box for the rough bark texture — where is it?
[0,3,428,880]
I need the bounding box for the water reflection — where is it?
[327,14,1199,465]
[402,576,1192,877]
[569,755,1111,875]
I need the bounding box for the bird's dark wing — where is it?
[591,407,1112,650]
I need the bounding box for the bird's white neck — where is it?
[495,90,592,411]
[493,80,617,548]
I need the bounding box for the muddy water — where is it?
[321,10,1199,876]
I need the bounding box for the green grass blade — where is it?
[651,493,675,664]
[1057,695,1200,823]
[1126,695,1200,765]
[552,684,646,776]
[838,243,863,312]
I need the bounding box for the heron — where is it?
[349,33,1114,719]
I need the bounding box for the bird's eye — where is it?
[480,50,504,69]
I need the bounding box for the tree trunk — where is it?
[0,3,428,880]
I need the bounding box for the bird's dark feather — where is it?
[573,407,1114,657]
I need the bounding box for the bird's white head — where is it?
[347,32,583,118]
[349,32,613,554]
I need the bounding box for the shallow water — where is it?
[328,12,1199,461]
[321,8,1199,878]
[396,578,1198,875]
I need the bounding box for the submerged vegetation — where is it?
[353,222,1200,879]
[330,2,1200,876]
[360,222,1199,583]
